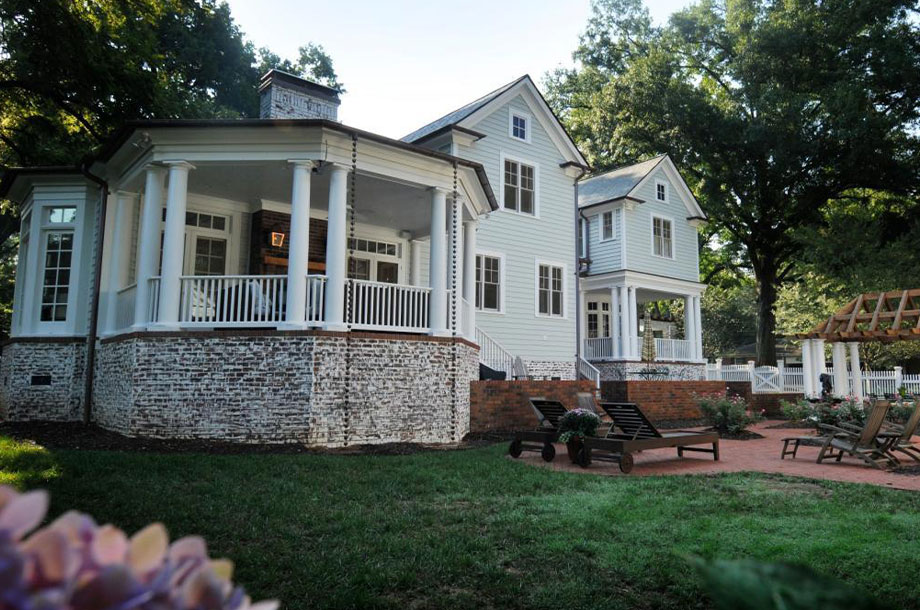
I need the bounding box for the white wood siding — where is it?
[456,95,577,361]
[584,208,623,275]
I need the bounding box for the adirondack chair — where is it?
[508,398,568,462]
[512,356,532,381]
[576,392,613,436]
[816,400,896,469]
[889,402,920,462]
[577,402,719,473]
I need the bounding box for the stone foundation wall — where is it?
[595,361,706,381]
[93,331,478,445]
[0,338,87,421]
[524,360,577,380]
[600,380,727,421]
[469,379,596,433]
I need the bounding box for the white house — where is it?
[577,154,709,380]
[0,71,589,445]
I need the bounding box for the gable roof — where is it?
[402,75,587,167]
[578,154,707,220]
[578,155,667,208]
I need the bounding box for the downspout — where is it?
[572,167,588,372]
[80,161,109,425]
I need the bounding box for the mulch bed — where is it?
[0,422,493,455]
[765,421,816,430]
[892,464,920,477]
[704,427,765,440]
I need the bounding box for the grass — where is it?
[2,436,920,609]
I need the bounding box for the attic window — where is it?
[509,112,530,142]
[656,180,668,202]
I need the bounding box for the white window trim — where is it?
[655,179,669,203]
[475,250,506,315]
[650,213,676,260]
[533,258,567,319]
[499,151,540,218]
[600,210,616,242]
[508,109,533,143]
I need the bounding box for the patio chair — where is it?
[889,402,920,463]
[816,400,896,469]
[576,391,614,436]
[508,398,568,462]
[512,356,532,381]
[576,402,719,473]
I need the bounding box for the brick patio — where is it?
[513,420,920,491]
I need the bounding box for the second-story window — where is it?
[504,160,535,215]
[537,263,564,317]
[475,254,502,312]
[510,112,530,142]
[602,211,614,240]
[653,216,673,258]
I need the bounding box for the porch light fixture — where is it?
[271,232,285,247]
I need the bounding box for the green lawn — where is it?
[2,436,919,609]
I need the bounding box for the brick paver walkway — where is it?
[514,420,920,491]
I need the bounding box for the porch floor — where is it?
[513,420,920,491]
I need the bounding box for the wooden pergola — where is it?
[793,289,920,400]
[797,289,920,343]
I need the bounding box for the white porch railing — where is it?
[460,297,474,338]
[655,338,693,361]
[585,337,614,360]
[348,279,430,332]
[178,275,288,326]
[306,275,326,325]
[476,327,514,377]
[114,284,137,331]
[148,277,160,323]
[577,356,601,389]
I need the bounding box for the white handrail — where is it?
[475,327,514,377]
[577,356,601,389]
[114,283,137,332]
[178,275,287,326]
[306,275,326,325]
[348,279,431,332]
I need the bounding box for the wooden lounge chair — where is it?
[816,400,896,469]
[508,398,568,462]
[576,402,719,473]
[889,402,920,463]
[512,356,532,381]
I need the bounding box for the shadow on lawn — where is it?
[0,437,62,488]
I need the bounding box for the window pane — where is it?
[40,230,74,322]
[603,212,613,239]
[186,212,197,226]
[48,207,77,224]
[520,189,533,214]
[504,185,517,210]
[212,216,226,231]
[539,290,549,315]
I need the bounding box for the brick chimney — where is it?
[258,69,341,120]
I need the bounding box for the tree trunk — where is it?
[754,266,778,366]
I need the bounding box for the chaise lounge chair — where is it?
[816,400,896,469]
[508,398,568,462]
[888,402,920,463]
[576,402,719,473]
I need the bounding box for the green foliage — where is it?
[695,392,762,434]
[257,43,345,92]
[782,398,868,430]
[691,557,883,610]
[547,0,920,364]
[780,399,811,423]
[557,408,600,443]
[701,282,757,359]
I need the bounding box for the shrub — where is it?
[0,485,277,610]
[890,402,916,425]
[780,399,811,422]
[694,392,763,435]
[557,408,600,443]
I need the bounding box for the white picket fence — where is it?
[707,360,920,396]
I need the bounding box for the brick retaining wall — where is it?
[600,380,727,421]
[469,379,596,433]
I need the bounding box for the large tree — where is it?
[547,0,920,364]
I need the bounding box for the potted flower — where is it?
[557,408,601,462]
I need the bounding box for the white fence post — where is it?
[748,360,756,393]
[894,366,903,395]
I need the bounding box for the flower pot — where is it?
[566,437,584,463]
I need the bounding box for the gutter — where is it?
[79,160,108,426]
[571,165,589,370]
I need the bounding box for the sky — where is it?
[224,0,691,138]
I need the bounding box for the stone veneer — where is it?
[93,330,478,445]
[523,360,576,380]
[594,360,706,381]
[0,338,87,421]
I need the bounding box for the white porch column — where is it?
[693,295,703,361]
[812,339,826,387]
[627,286,638,359]
[409,239,424,286]
[462,220,477,340]
[610,285,620,359]
[849,342,864,400]
[323,164,349,331]
[801,339,815,398]
[684,295,695,361]
[133,166,166,330]
[153,161,194,329]
[617,285,627,359]
[428,187,449,336]
[831,342,849,398]
[282,160,315,329]
[104,191,139,334]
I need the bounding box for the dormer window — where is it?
[509,111,531,143]
[656,180,668,202]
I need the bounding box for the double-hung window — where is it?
[601,211,614,240]
[653,216,673,258]
[40,206,77,323]
[475,254,501,312]
[503,159,535,215]
[537,263,564,317]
